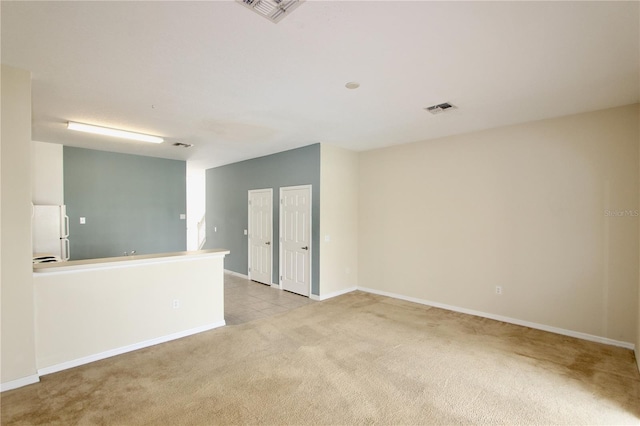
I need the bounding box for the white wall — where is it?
[34,253,226,372]
[359,104,639,344]
[186,163,206,250]
[1,65,38,389]
[319,144,359,299]
[32,141,64,205]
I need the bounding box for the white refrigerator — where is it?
[32,204,70,262]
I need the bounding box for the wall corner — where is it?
[1,65,38,388]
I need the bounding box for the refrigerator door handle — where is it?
[62,238,70,261]
[63,215,70,238]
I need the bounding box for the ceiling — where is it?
[2,1,638,169]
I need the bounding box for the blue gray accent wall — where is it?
[205,144,321,295]
[64,147,187,260]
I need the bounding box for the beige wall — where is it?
[32,141,64,205]
[319,144,359,298]
[637,5,640,372]
[359,104,639,344]
[1,65,38,386]
[34,254,226,371]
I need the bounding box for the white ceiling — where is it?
[2,1,638,169]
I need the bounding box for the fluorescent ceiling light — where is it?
[67,121,164,144]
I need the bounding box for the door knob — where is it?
[301,246,309,250]
[265,241,271,245]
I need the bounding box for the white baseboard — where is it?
[0,374,40,393]
[271,283,282,290]
[38,321,226,376]
[312,286,358,301]
[224,269,249,279]
[357,287,635,350]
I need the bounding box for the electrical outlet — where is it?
[172,299,180,309]
[495,286,503,295]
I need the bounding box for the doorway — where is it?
[248,188,273,285]
[279,185,311,297]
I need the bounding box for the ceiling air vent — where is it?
[425,102,456,115]
[173,142,193,148]
[237,0,303,23]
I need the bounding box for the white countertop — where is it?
[33,249,230,273]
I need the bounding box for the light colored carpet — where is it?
[2,291,639,425]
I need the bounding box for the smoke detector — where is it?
[237,0,303,23]
[425,102,456,115]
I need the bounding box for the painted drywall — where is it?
[637,5,640,372]
[186,163,206,250]
[32,141,64,205]
[319,144,359,298]
[359,104,639,344]
[1,65,38,387]
[64,147,187,260]
[205,144,321,295]
[34,253,226,371]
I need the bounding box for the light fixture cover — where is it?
[67,121,164,144]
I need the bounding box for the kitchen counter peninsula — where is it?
[32,249,229,376]
[33,248,229,273]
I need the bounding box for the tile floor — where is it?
[224,272,314,325]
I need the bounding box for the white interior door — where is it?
[280,185,311,297]
[248,189,273,285]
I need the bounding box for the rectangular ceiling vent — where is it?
[238,0,303,23]
[425,102,456,115]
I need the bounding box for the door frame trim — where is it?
[248,188,273,285]
[279,184,312,297]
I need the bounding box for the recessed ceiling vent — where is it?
[425,102,456,115]
[237,0,303,23]
[173,142,193,148]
